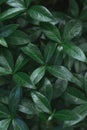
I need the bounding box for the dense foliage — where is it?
[0,0,87,130]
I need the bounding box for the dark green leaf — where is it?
[12,118,29,130]
[0,119,11,130]
[30,66,45,84]
[54,110,79,121]
[0,24,18,37]
[47,65,73,81]
[0,49,14,73]
[14,54,29,72]
[8,87,21,114]
[0,103,10,119]
[21,43,44,64]
[53,79,68,98]
[7,30,30,45]
[63,87,87,105]
[41,78,53,101]
[44,42,57,63]
[13,72,36,89]
[0,37,8,47]
[0,67,12,76]
[19,99,36,115]
[0,8,25,21]
[31,91,51,113]
[28,5,53,22]
[41,22,61,43]
[63,20,82,40]
[64,104,87,126]
[24,0,32,7]
[62,42,87,62]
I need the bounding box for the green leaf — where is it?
[30,66,45,84]
[0,119,11,130]
[0,49,14,72]
[8,87,21,114]
[13,72,36,89]
[0,37,8,47]
[19,99,36,115]
[40,22,61,43]
[63,87,87,105]
[31,91,51,113]
[0,8,25,21]
[27,27,41,42]
[0,24,18,37]
[28,5,53,22]
[14,54,29,72]
[21,43,44,64]
[0,103,10,119]
[0,67,12,76]
[47,65,73,81]
[12,118,29,130]
[54,110,79,121]
[41,78,53,101]
[53,79,68,99]
[63,20,82,40]
[62,42,87,62]
[7,30,30,45]
[44,42,57,63]
[69,0,79,17]
[7,0,25,8]
[64,104,87,126]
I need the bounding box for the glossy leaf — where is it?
[0,24,18,37]
[13,72,35,89]
[0,8,25,21]
[12,118,29,130]
[7,30,30,45]
[14,54,29,72]
[47,65,73,81]
[30,66,45,84]
[41,22,61,43]
[19,99,36,115]
[62,42,87,62]
[63,20,82,40]
[7,0,25,8]
[54,110,79,121]
[31,91,51,113]
[0,49,14,73]
[8,87,21,114]
[0,119,11,130]
[21,43,44,64]
[0,37,8,47]
[41,78,53,101]
[64,104,87,126]
[53,79,68,98]
[28,5,53,22]
[63,87,87,105]
[0,67,12,76]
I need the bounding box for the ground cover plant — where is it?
[1,0,87,130]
